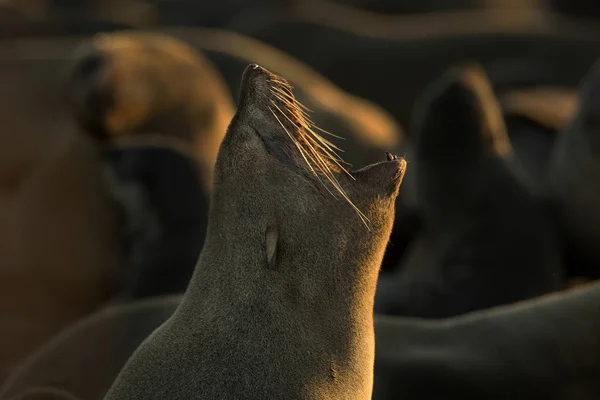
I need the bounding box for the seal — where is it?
[374,64,565,318]
[104,64,406,400]
[0,63,123,383]
[373,279,600,399]
[544,59,600,279]
[63,31,236,190]
[159,26,411,271]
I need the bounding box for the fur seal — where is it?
[105,64,406,400]
[544,59,600,279]
[0,63,123,383]
[161,26,411,271]
[63,31,236,189]
[375,64,564,318]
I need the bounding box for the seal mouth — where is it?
[237,64,370,226]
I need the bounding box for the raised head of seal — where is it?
[104,64,406,400]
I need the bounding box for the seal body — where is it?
[105,65,405,399]
[375,65,564,318]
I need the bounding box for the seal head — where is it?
[105,64,406,400]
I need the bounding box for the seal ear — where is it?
[265,223,279,269]
[351,156,407,197]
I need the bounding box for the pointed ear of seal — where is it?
[352,155,407,198]
[265,223,279,269]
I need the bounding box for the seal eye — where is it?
[265,224,279,269]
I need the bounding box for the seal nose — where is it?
[238,64,279,110]
[241,64,271,91]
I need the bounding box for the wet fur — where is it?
[104,65,405,400]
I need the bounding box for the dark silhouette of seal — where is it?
[375,64,565,318]
[105,64,406,400]
[545,59,600,279]
[373,280,600,399]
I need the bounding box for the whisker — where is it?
[266,73,370,229]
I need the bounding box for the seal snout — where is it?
[240,64,273,96]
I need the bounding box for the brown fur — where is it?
[105,65,405,399]
[64,31,236,189]
[0,64,123,383]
